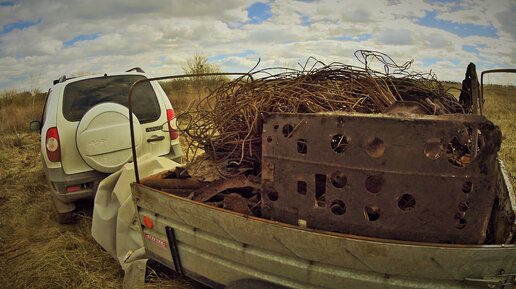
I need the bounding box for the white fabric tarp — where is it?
[91,156,179,289]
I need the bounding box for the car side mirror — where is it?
[29,121,41,132]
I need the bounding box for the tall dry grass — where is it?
[0,90,46,135]
[160,79,202,112]
[160,78,226,113]
[482,84,516,188]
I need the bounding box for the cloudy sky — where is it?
[0,0,515,91]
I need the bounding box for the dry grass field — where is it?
[482,85,516,187]
[0,84,513,289]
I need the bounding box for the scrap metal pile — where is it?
[141,168,262,216]
[145,51,502,244]
[178,50,466,171]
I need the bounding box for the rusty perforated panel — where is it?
[261,112,501,244]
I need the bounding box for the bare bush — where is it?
[160,55,229,112]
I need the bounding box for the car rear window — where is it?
[62,75,161,123]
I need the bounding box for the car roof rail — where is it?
[126,67,145,73]
[53,75,67,85]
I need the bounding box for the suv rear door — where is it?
[57,74,171,174]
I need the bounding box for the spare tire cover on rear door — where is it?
[76,103,143,173]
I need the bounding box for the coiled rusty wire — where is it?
[178,51,465,173]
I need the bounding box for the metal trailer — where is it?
[132,142,516,289]
[129,68,516,289]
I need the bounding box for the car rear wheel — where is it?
[55,210,76,224]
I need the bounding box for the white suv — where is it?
[30,68,183,222]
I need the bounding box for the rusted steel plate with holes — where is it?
[261,112,501,244]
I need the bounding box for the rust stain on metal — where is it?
[193,175,259,203]
[142,169,261,214]
[223,193,253,215]
[260,112,501,244]
[141,177,209,191]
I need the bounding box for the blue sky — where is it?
[0,0,514,91]
[247,2,272,24]
[63,33,101,48]
[1,19,40,35]
[417,10,497,38]
[0,1,15,6]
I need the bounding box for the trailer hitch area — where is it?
[464,272,515,288]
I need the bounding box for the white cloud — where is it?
[1,26,63,56]
[495,3,516,40]
[377,29,414,45]
[0,0,515,92]
[424,33,453,49]
[435,0,507,27]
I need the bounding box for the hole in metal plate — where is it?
[365,175,384,194]
[282,124,294,137]
[297,181,307,195]
[297,138,307,154]
[331,134,348,153]
[330,171,347,188]
[397,194,416,211]
[315,174,327,207]
[330,200,346,215]
[364,205,381,221]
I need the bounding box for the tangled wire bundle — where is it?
[178,50,465,171]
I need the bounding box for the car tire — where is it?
[52,203,76,224]
[50,194,76,224]
[55,210,76,224]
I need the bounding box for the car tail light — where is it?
[66,185,81,192]
[166,109,179,140]
[46,127,61,162]
[143,215,154,229]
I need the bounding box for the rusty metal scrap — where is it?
[142,109,501,244]
[192,175,260,202]
[178,50,465,171]
[260,112,501,244]
[142,169,261,215]
[223,193,253,215]
[141,177,210,191]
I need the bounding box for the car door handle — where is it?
[147,135,165,143]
